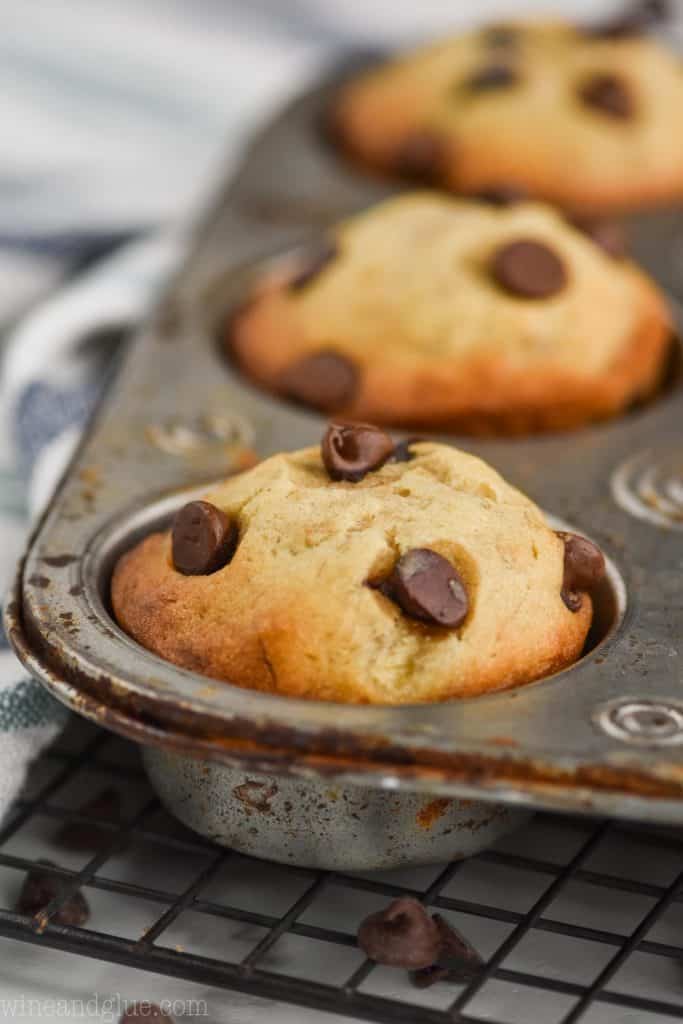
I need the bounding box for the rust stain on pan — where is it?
[233,779,278,813]
[27,575,51,589]
[416,797,451,830]
[78,466,102,488]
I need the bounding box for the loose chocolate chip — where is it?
[172,500,237,576]
[289,241,338,291]
[322,421,394,482]
[569,215,628,259]
[280,350,359,413]
[358,898,441,969]
[394,131,445,182]
[463,64,519,92]
[491,239,567,299]
[412,963,452,988]
[120,1004,174,1024]
[584,0,669,38]
[475,184,529,206]
[379,549,469,629]
[56,787,121,851]
[578,73,634,119]
[16,860,90,927]
[557,531,606,612]
[412,913,484,988]
[391,436,423,463]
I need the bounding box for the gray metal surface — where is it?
[143,746,530,870]
[7,61,683,824]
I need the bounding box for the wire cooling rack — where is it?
[0,717,681,1024]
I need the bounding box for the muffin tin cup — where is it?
[5,592,529,869]
[142,747,532,871]
[6,60,683,860]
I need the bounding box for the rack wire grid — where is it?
[0,716,681,1024]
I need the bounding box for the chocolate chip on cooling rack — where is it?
[578,73,634,119]
[378,548,469,629]
[584,0,669,39]
[322,422,394,482]
[119,1004,174,1024]
[412,913,484,988]
[172,500,237,576]
[358,898,441,969]
[16,860,90,927]
[569,216,628,260]
[394,131,445,183]
[280,350,359,412]
[491,239,567,299]
[557,531,606,612]
[475,183,529,206]
[289,240,338,291]
[463,63,519,92]
[55,787,121,850]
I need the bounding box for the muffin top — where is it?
[112,430,602,704]
[334,9,683,210]
[229,193,670,432]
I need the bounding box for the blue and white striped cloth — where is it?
[0,0,666,819]
[0,234,182,815]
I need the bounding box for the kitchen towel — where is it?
[0,233,183,821]
[0,0,618,239]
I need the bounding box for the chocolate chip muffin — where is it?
[112,426,605,705]
[332,3,683,211]
[228,193,672,434]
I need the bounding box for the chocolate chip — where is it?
[322,422,394,482]
[289,241,338,291]
[16,860,90,927]
[475,184,529,206]
[357,898,441,969]
[412,913,484,988]
[560,532,607,590]
[561,588,583,613]
[280,350,359,412]
[557,531,606,612]
[119,1003,174,1024]
[569,216,628,259]
[578,73,634,119]
[482,23,520,47]
[394,131,445,183]
[172,500,237,576]
[55,788,121,851]
[391,437,423,463]
[463,64,519,92]
[379,549,469,629]
[584,0,669,38]
[412,963,452,988]
[491,239,567,299]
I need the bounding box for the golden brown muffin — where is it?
[112,429,605,705]
[228,193,672,434]
[333,8,683,212]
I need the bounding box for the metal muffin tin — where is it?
[7,59,683,862]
